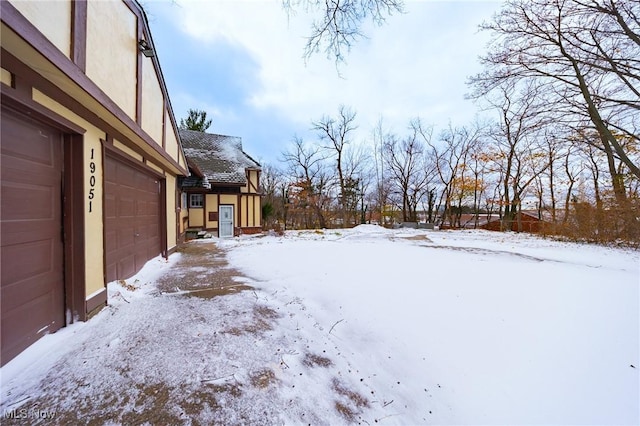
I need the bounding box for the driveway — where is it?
[0,241,374,425]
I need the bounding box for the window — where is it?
[181,192,187,208]
[189,193,203,208]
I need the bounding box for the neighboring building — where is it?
[179,129,262,238]
[1,0,188,365]
[440,212,544,232]
[482,211,544,233]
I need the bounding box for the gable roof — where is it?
[179,129,260,187]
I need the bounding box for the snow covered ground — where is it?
[219,226,639,425]
[1,226,638,425]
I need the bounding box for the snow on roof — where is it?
[179,129,261,186]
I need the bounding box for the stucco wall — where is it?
[113,139,143,162]
[165,110,179,160]
[145,160,163,174]
[241,197,248,227]
[206,194,218,229]
[165,174,177,250]
[189,208,204,227]
[1,67,12,85]
[85,0,137,119]
[10,0,71,59]
[32,89,105,298]
[141,57,164,144]
[251,170,259,192]
[220,195,238,209]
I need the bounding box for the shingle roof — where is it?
[179,129,261,186]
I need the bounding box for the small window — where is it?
[181,192,187,208]
[189,193,203,208]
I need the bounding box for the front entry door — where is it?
[219,205,234,238]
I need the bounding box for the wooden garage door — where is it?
[1,110,65,366]
[105,156,161,282]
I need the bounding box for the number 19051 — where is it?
[88,148,96,212]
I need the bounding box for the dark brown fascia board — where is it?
[209,181,245,187]
[186,159,205,179]
[0,1,188,176]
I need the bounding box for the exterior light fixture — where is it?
[138,39,155,58]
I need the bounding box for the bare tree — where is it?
[342,142,373,225]
[260,162,286,229]
[484,82,552,231]
[383,119,431,222]
[371,118,393,224]
[281,137,332,229]
[283,0,404,63]
[312,105,358,224]
[431,121,486,228]
[471,0,640,179]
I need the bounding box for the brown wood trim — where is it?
[203,191,207,227]
[64,133,87,322]
[135,15,143,125]
[103,139,165,179]
[0,4,188,176]
[175,186,181,244]
[160,179,168,258]
[211,182,244,187]
[246,194,250,227]
[237,194,242,227]
[162,98,167,149]
[86,288,107,315]
[167,245,178,256]
[71,0,87,72]
[239,226,262,235]
[101,135,109,295]
[0,83,86,134]
[11,73,30,98]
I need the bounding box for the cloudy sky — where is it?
[144,0,505,164]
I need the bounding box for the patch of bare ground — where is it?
[156,241,250,294]
[332,378,370,422]
[223,304,281,336]
[302,352,334,368]
[398,234,432,242]
[6,381,252,425]
[249,368,278,389]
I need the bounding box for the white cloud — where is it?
[165,0,502,143]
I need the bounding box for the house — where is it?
[482,211,544,233]
[179,129,262,238]
[440,214,500,229]
[439,212,544,232]
[1,0,188,365]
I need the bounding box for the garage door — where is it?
[105,156,161,282]
[1,110,65,366]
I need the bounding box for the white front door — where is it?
[219,205,234,238]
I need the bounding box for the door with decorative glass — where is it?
[219,205,234,238]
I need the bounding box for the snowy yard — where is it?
[1,226,638,425]
[220,226,639,425]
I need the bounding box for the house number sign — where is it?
[88,148,96,212]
